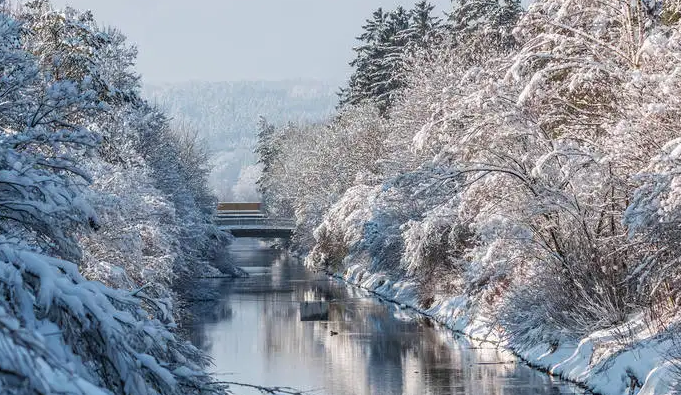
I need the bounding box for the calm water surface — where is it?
[186,239,584,395]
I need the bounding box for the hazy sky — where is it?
[50,0,456,85]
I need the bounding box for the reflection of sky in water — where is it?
[185,239,584,395]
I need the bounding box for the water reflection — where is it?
[185,239,583,395]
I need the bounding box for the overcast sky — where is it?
[50,0,458,85]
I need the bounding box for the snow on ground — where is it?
[335,263,678,395]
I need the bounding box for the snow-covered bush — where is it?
[257,104,387,253]
[306,184,378,270]
[352,185,411,273]
[0,243,215,394]
[494,0,681,339]
[0,2,234,393]
[401,198,469,302]
[625,138,681,308]
[79,161,179,293]
[259,4,681,389]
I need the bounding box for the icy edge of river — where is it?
[332,263,677,395]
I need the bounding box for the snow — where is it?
[0,3,237,394]
[336,263,680,395]
[258,3,681,392]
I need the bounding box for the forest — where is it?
[145,80,337,201]
[3,0,681,393]
[0,0,237,393]
[257,0,681,393]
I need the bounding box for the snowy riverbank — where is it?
[253,2,681,395]
[334,264,677,395]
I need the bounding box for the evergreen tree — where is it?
[340,3,443,114]
[448,0,522,52]
[403,1,442,45]
[339,8,388,110]
[372,6,411,110]
[255,116,279,214]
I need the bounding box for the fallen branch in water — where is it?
[210,381,322,394]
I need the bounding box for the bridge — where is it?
[215,202,295,238]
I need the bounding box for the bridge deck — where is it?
[215,215,295,238]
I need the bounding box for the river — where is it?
[185,239,584,395]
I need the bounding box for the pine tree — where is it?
[448,0,522,52]
[339,8,388,110]
[255,116,279,213]
[340,3,443,114]
[372,6,411,110]
[403,1,442,45]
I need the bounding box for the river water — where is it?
[186,239,584,395]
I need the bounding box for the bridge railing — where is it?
[214,217,296,229]
[215,212,265,219]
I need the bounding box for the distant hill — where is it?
[144,80,338,200]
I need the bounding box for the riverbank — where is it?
[331,264,676,395]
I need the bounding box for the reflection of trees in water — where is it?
[184,244,580,395]
[263,298,316,356]
[319,299,420,394]
[254,272,462,395]
[185,319,213,352]
[260,256,329,357]
[410,328,574,395]
[357,304,441,395]
[192,298,234,324]
[186,298,234,351]
[180,278,236,351]
[365,323,409,394]
[417,327,464,394]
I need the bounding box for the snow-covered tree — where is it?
[0,2,236,393]
[625,138,681,306]
[251,6,681,395]
[339,3,445,113]
[449,0,522,40]
[232,164,262,202]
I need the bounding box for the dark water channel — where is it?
[186,239,584,395]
